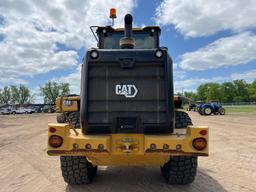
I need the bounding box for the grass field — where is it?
[223,105,256,113]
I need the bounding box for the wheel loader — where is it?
[48,9,208,185]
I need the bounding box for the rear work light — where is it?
[49,135,63,148]
[90,50,99,59]
[192,137,207,151]
[155,49,164,58]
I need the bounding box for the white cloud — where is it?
[179,32,256,70]
[155,0,256,37]
[231,69,256,83]
[54,65,81,94]
[0,77,27,87]
[174,70,186,79]
[0,0,136,85]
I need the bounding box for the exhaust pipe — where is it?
[120,14,135,49]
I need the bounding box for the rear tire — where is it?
[175,111,193,129]
[161,156,197,184]
[60,156,97,185]
[203,107,212,115]
[198,108,204,115]
[57,113,66,123]
[218,108,225,115]
[67,112,80,128]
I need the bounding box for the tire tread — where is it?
[175,111,193,129]
[60,156,97,185]
[161,156,197,184]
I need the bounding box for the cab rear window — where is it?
[103,31,155,49]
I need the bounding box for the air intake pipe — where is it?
[120,14,135,49]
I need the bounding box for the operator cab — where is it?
[95,26,161,49]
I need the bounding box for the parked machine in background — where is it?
[187,103,197,111]
[198,102,225,115]
[55,95,80,128]
[42,105,56,113]
[187,100,204,112]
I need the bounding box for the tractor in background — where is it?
[198,102,225,115]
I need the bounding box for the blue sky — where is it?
[0,0,256,103]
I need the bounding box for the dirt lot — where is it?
[0,112,256,192]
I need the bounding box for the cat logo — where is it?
[115,84,138,98]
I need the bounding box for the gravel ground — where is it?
[0,112,255,192]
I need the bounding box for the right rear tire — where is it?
[60,156,97,185]
[161,156,198,184]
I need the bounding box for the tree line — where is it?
[1,79,256,105]
[181,80,256,103]
[0,82,70,105]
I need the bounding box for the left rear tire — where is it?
[60,156,97,185]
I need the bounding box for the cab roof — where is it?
[96,26,161,35]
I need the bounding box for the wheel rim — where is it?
[205,108,211,115]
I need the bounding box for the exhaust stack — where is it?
[120,14,135,49]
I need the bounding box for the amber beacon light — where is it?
[110,8,117,18]
[110,8,117,26]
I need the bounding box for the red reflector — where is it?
[199,130,207,136]
[49,135,63,148]
[49,127,56,133]
[192,138,207,151]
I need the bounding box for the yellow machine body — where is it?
[56,96,80,113]
[47,123,208,166]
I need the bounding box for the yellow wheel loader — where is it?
[48,9,208,185]
[55,95,80,128]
